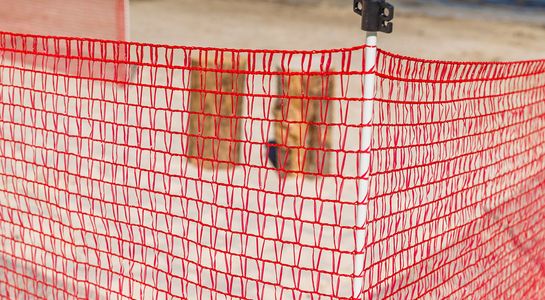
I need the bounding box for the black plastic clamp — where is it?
[353,0,394,33]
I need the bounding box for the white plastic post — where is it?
[353,31,377,299]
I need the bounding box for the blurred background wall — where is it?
[263,0,545,6]
[0,0,127,39]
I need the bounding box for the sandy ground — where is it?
[130,0,545,61]
[128,2,545,298]
[0,1,544,299]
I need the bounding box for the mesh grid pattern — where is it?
[0,32,367,299]
[367,50,545,299]
[1,30,545,299]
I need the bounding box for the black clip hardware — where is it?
[353,0,394,33]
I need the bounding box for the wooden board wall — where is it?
[274,74,334,177]
[187,57,246,170]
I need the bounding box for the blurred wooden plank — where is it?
[274,73,334,177]
[188,56,246,170]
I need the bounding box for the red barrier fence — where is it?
[0,31,366,300]
[0,31,544,299]
[369,51,545,299]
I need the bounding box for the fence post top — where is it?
[353,0,395,33]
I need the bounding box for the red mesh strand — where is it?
[368,50,545,299]
[0,32,369,299]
